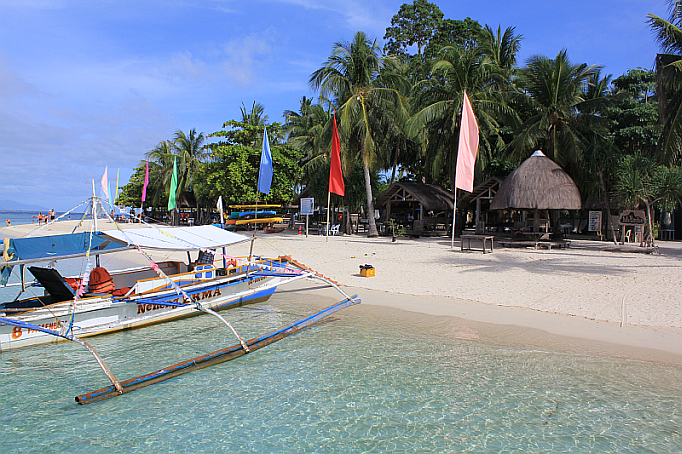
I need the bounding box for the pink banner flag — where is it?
[455,91,479,193]
[142,159,149,202]
[101,166,109,200]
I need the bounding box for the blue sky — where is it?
[0,0,666,210]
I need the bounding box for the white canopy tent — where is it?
[101,225,250,251]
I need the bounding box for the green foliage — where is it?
[385,218,406,237]
[118,163,147,207]
[197,121,302,207]
[614,154,682,244]
[648,2,682,164]
[603,69,661,157]
[383,0,444,57]
[423,18,482,60]
[510,49,606,174]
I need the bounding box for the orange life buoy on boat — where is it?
[89,266,115,294]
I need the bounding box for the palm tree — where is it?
[614,154,682,246]
[409,45,517,190]
[509,49,604,169]
[284,96,332,161]
[478,24,523,72]
[648,1,682,164]
[310,31,408,237]
[240,101,269,126]
[144,140,176,208]
[173,128,208,220]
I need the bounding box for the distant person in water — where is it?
[5,219,10,227]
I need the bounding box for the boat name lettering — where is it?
[137,288,221,314]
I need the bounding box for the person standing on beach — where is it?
[38,213,43,225]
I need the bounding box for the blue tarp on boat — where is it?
[2,232,128,266]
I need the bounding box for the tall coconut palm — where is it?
[409,45,517,190]
[648,1,682,164]
[173,128,208,216]
[144,140,176,208]
[509,49,604,169]
[284,96,332,162]
[310,31,408,237]
[478,24,523,72]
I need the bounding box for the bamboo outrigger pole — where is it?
[75,295,360,404]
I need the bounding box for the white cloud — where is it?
[273,0,392,37]
[221,35,270,86]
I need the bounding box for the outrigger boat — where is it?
[0,225,305,351]
[0,193,359,400]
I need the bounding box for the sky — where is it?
[0,0,668,210]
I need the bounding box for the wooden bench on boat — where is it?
[460,234,494,254]
[498,240,571,250]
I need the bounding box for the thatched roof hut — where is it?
[491,150,581,231]
[377,182,454,213]
[376,182,454,235]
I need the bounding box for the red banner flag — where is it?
[455,91,479,193]
[329,112,345,196]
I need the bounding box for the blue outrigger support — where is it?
[75,295,360,405]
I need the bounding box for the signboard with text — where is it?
[588,211,602,232]
[300,198,314,216]
[618,210,646,226]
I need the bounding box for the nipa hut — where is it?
[490,150,581,233]
[376,182,454,236]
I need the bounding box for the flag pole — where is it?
[326,191,331,242]
[451,188,457,249]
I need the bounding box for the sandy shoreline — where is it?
[2,220,682,361]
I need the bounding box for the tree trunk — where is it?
[361,144,379,237]
[598,168,618,244]
[389,142,400,185]
[645,201,655,247]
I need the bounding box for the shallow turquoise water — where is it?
[0,290,680,453]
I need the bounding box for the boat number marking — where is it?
[11,321,64,339]
[137,288,222,314]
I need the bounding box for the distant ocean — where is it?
[0,210,84,226]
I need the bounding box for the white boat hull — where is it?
[0,269,284,351]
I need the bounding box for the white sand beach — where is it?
[3,220,682,361]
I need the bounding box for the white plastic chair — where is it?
[330,224,340,236]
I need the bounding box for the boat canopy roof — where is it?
[1,232,131,266]
[100,225,250,251]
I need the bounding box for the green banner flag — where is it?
[168,156,178,211]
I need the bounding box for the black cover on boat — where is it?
[28,267,75,303]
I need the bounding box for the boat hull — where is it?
[0,272,281,351]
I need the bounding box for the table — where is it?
[660,229,674,241]
[460,234,494,254]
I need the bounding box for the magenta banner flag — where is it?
[455,91,479,193]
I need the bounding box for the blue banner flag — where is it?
[257,127,273,194]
